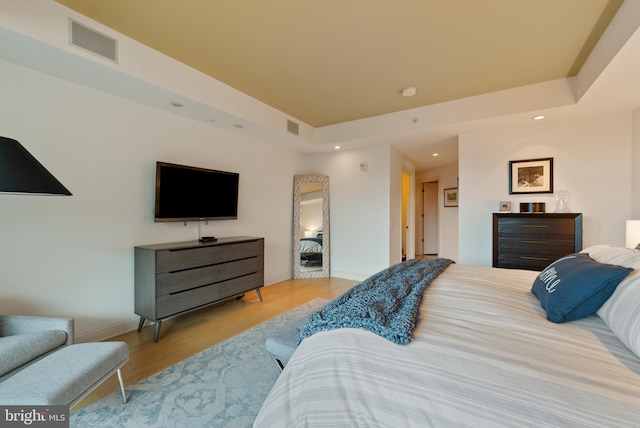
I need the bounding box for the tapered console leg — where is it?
[153,320,162,343]
[255,288,263,302]
[137,317,145,332]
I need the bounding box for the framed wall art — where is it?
[509,157,553,194]
[444,188,458,207]
[499,201,511,212]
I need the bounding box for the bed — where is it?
[254,245,640,427]
[300,237,323,266]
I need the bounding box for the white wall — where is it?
[416,163,459,261]
[632,106,640,217]
[458,113,632,266]
[306,144,393,280]
[0,60,305,341]
[389,147,404,266]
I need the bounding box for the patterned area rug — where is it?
[71,298,329,428]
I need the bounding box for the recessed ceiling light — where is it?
[334,145,341,150]
[401,87,417,97]
[533,115,545,120]
[170,102,184,108]
[432,153,439,157]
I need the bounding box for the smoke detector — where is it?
[401,86,417,97]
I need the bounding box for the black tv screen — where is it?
[154,162,239,222]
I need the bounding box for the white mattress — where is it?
[254,264,640,427]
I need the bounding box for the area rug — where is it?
[71,298,329,428]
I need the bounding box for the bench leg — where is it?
[274,358,285,372]
[117,368,127,404]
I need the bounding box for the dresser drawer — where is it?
[156,246,221,273]
[497,217,575,236]
[156,264,221,296]
[220,271,264,299]
[219,256,263,282]
[156,283,221,318]
[497,236,576,254]
[496,254,554,271]
[217,240,263,263]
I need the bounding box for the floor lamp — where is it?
[0,136,72,195]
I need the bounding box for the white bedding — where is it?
[300,240,322,254]
[254,264,640,427]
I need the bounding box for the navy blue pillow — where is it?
[531,253,633,323]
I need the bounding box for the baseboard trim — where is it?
[75,317,141,343]
[330,270,368,282]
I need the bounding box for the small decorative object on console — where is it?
[499,201,511,212]
[520,202,545,213]
[554,190,570,213]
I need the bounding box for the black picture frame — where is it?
[444,187,458,207]
[509,157,553,194]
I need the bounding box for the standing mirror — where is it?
[293,175,330,278]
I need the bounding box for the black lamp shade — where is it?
[0,136,72,195]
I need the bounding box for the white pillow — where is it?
[582,245,640,358]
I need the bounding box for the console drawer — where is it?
[156,246,221,273]
[217,240,263,263]
[156,264,221,296]
[219,256,263,282]
[498,217,575,237]
[156,283,221,318]
[220,271,264,299]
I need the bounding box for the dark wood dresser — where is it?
[134,236,264,341]
[492,213,582,271]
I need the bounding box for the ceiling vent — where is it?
[69,19,118,63]
[286,119,300,136]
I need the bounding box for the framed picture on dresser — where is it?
[499,201,511,212]
[509,157,553,194]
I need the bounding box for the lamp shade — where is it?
[0,136,71,195]
[626,220,640,249]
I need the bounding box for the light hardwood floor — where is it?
[75,276,357,410]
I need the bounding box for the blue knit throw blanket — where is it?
[298,258,454,346]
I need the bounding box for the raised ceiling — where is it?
[54,0,622,128]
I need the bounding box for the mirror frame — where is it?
[293,175,330,278]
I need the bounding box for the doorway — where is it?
[422,181,438,255]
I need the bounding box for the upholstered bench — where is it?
[0,341,129,407]
[266,315,310,370]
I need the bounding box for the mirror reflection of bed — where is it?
[293,175,329,279]
[300,232,322,272]
[299,182,323,272]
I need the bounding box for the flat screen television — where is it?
[154,162,239,222]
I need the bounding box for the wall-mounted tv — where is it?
[154,162,239,222]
